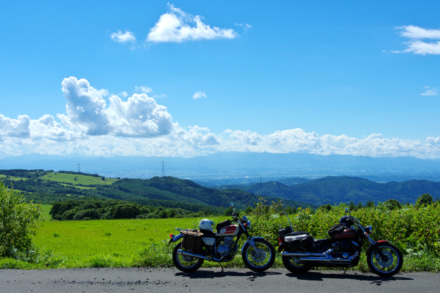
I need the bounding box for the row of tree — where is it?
[49,199,210,220]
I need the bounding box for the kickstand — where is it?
[219,262,224,272]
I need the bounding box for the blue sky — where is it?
[1,0,440,159]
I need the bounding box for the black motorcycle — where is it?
[168,204,275,273]
[278,208,403,277]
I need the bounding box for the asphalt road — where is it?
[0,268,437,293]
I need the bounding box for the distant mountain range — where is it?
[214,176,440,205]
[2,152,440,183]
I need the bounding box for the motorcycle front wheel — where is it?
[242,238,275,272]
[172,243,204,273]
[367,243,403,277]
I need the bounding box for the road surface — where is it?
[0,268,436,293]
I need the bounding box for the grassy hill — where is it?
[0,169,310,212]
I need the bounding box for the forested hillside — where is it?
[0,169,309,214]
[223,176,440,205]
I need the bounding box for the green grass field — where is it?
[39,173,118,186]
[28,216,231,269]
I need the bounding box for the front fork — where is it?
[241,236,264,254]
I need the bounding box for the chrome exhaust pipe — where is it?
[300,257,352,263]
[177,249,225,262]
[281,252,328,258]
[177,249,211,260]
[281,248,333,258]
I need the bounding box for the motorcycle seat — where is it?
[285,231,309,237]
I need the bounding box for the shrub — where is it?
[416,193,433,207]
[0,182,41,257]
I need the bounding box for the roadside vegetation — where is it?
[0,186,438,272]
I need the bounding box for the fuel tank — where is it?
[216,225,239,237]
[332,228,356,240]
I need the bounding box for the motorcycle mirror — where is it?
[345,207,351,214]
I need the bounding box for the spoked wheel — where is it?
[282,248,312,274]
[242,238,275,272]
[367,243,403,277]
[172,243,204,273]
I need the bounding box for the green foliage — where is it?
[50,199,200,220]
[416,193,433,207]
[0,182,41,258]
[381,199,402,210]
[248,198,440,261]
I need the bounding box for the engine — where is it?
[331,240,360,258]
[217,237,235,257]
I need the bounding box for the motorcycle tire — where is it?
[172,242,204,273]
[242,238,275,272]
[282,248,312,274]
[367,243,403,277]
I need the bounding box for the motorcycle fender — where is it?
[366,240,389,255]
[168,233,183,246]
[241,237,264,254]
[278,243,286,253]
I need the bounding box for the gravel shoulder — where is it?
[0,268,436,293]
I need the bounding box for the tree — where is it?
[416,193,433,207]
[0,182,41,257]
[384,199,401,210]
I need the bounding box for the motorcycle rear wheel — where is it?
[242,238,275,272]
[172,243,204,273]
[367,243,403,277]
[282,248,312,274]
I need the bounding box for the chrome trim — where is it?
[177,249,224,262]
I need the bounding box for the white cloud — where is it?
[147,4,237,43]
[135,86,153,94]
[57,76,176,137]
[4,77,440,159]
[421,86,438,96]
[395,25,440,55]
[235,23,252,32]
[111,30,136,43]
[193,91,207,99]
[399,25,440,39]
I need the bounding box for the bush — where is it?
[0,182,41,257]
[416,193,433,207]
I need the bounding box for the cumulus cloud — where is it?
[193,91,207,99]
[0,114,30,138]
[147,4,237,43]
[3,77,440,159]
[395,25,440,55]
[111,30,136,43]
[57,77,176,138]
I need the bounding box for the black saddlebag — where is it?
[278,226,293,237]
[181,230,204,253]
[284,234,314,250]
[216,220,231,231]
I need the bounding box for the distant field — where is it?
[39,173,118,186]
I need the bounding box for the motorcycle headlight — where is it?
[364,225,373,234]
